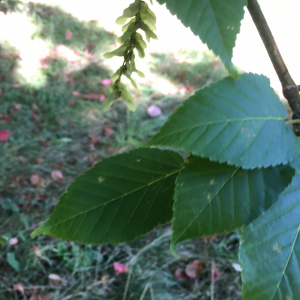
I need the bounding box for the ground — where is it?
[2,0,296,299]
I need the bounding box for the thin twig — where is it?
[211,261,215,300]
[247,0,300,134]
[286,119,300,125]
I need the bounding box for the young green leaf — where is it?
[111,67,123,82]
[240,173,300,300]
[121,88,136,111]
[135,42,146,58]
[156,0,246,72]
[125,73,138,89]
[103,89,120,111]
[140,23,158,42]
[116,16,128,25]
[122,18,136,33]
[118,23,138,43]
[133,64,145,78]
[171,156,295,250]
[122,0,140,18]
[136,33,147,48]
[104,40,130,58]
[7,253,20,272]
[31,149,183,244]
[0,236,8,244]
[146,73,300,169]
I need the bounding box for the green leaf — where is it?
[103,89,120,111]
[122,0,140,18]
[140,23,158,42]
[111,67,123,82]
[104,40,130,59]
[156,0,246,72]
[7,253,20,272]
[122,18,136,33]
[121,88,136,111]
[171,156,295,250]
[0,236,8,244]
[118,23,138,43]
[31,149,183,244]
[240,173,300,300]
[116,16,128,25]
[146,73,300,169]
[125,73,138,89]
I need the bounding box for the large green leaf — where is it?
[240,173,300,300]
[146,73,300,169]
[156,0,246,72]
[31,149,183,244]
[171,156,295,250]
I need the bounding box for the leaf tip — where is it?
[170,242,180,259]
[30,223,48,238]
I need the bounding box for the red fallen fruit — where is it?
[211,267,221,282]
[0,130,11,142]
[113,262,129,274]
[66,30,72,40]
[101,78,112,86]
[174,268,189,281]
[83,94,100,100]
[100,94,106,101]
[185,260,204,278]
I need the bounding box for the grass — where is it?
[0,1,241,299]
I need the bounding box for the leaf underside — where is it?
[156,0,247,71]
[171,156,295,248]
[31,148,183,244]
[240,173,300,300]
[146,73,300,169]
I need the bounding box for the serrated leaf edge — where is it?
[144,73,299,170]
[31,149,183,245]
[239,172,300,299]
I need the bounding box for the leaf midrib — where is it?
[271,221,300,299]
[151,116,283,142]
[205,0,227,58]
[37,169,181,232]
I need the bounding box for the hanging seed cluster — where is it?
[103,0,157,111]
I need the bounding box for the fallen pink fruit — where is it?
[9,237,19,245]
[101,78,112,86]
[147,105,162,117]
[113,262,129,274]
[100,94,106,101]
[0,130,11,142]
[72,91,81,96]
[66,30,72,40]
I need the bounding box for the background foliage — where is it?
[0,1,242,299]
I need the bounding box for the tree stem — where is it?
[247,0,300,134]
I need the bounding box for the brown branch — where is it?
[247,0,300,135]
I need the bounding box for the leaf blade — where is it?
[171,156,295,249]
[240,173,300,300]
[146,73,300,169]
[156,0,247,71]
[31,149,183,244]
